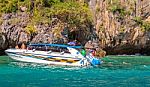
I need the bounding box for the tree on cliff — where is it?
[25,24,37,42]
[0,0,93,43]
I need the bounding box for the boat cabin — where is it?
[27,44,83,53]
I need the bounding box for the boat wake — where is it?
[9,62,47,68]
[8,61,91,70]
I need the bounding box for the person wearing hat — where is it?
[84,40,94,49]
[84,40,95,55]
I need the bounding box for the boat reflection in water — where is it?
[5,44,102,67]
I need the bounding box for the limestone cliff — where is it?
[0,0,150,55]
[0,12,67,47]
[88,0,150,55]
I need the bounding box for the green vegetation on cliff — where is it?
[0,0,150,55]
[134,17,150,31]
[0,0,18,13]
[0,0,93,31]
[0,0,59,13]
[25,24,37,41]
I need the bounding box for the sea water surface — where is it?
[0,55,150,87]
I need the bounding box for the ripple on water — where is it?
[1,56,150,87]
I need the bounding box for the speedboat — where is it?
[5,44,102,67]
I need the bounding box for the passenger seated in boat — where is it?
[68,40,81,46]
[21,43,26,49]
[67,40,76,46]
[15,45,19,49]
[90,48,96,56]
[15,42,22,49]
[85,48,96,57]
[27,46,32,50]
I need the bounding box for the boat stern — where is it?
[90,58,102,66]
[86,54,102,66]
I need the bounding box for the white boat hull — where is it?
[5,49,90,66]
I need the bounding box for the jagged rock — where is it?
[0,0,150,55]
[20,6,27,12]
[95,49,106,58]
[0,34,8,54]
[19,32,29,43]
[88,0,150,55]
[2,14,11,20]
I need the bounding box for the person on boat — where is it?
[84,40,95,55]
[15,42,22,49]
[91,48,96,56]
[15,45,19,49]
[21,43,26,49]
[84,40,94,49]
[67,40,76,46]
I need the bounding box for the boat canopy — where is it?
[28,44,83,49]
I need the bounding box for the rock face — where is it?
[88,0,150,55]
[0,0,150,55]
[0,33,8,55]
[0,12,94,54]
[1,12,30,48]
[0,12,61,48]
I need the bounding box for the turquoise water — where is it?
[0,56,150,87]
